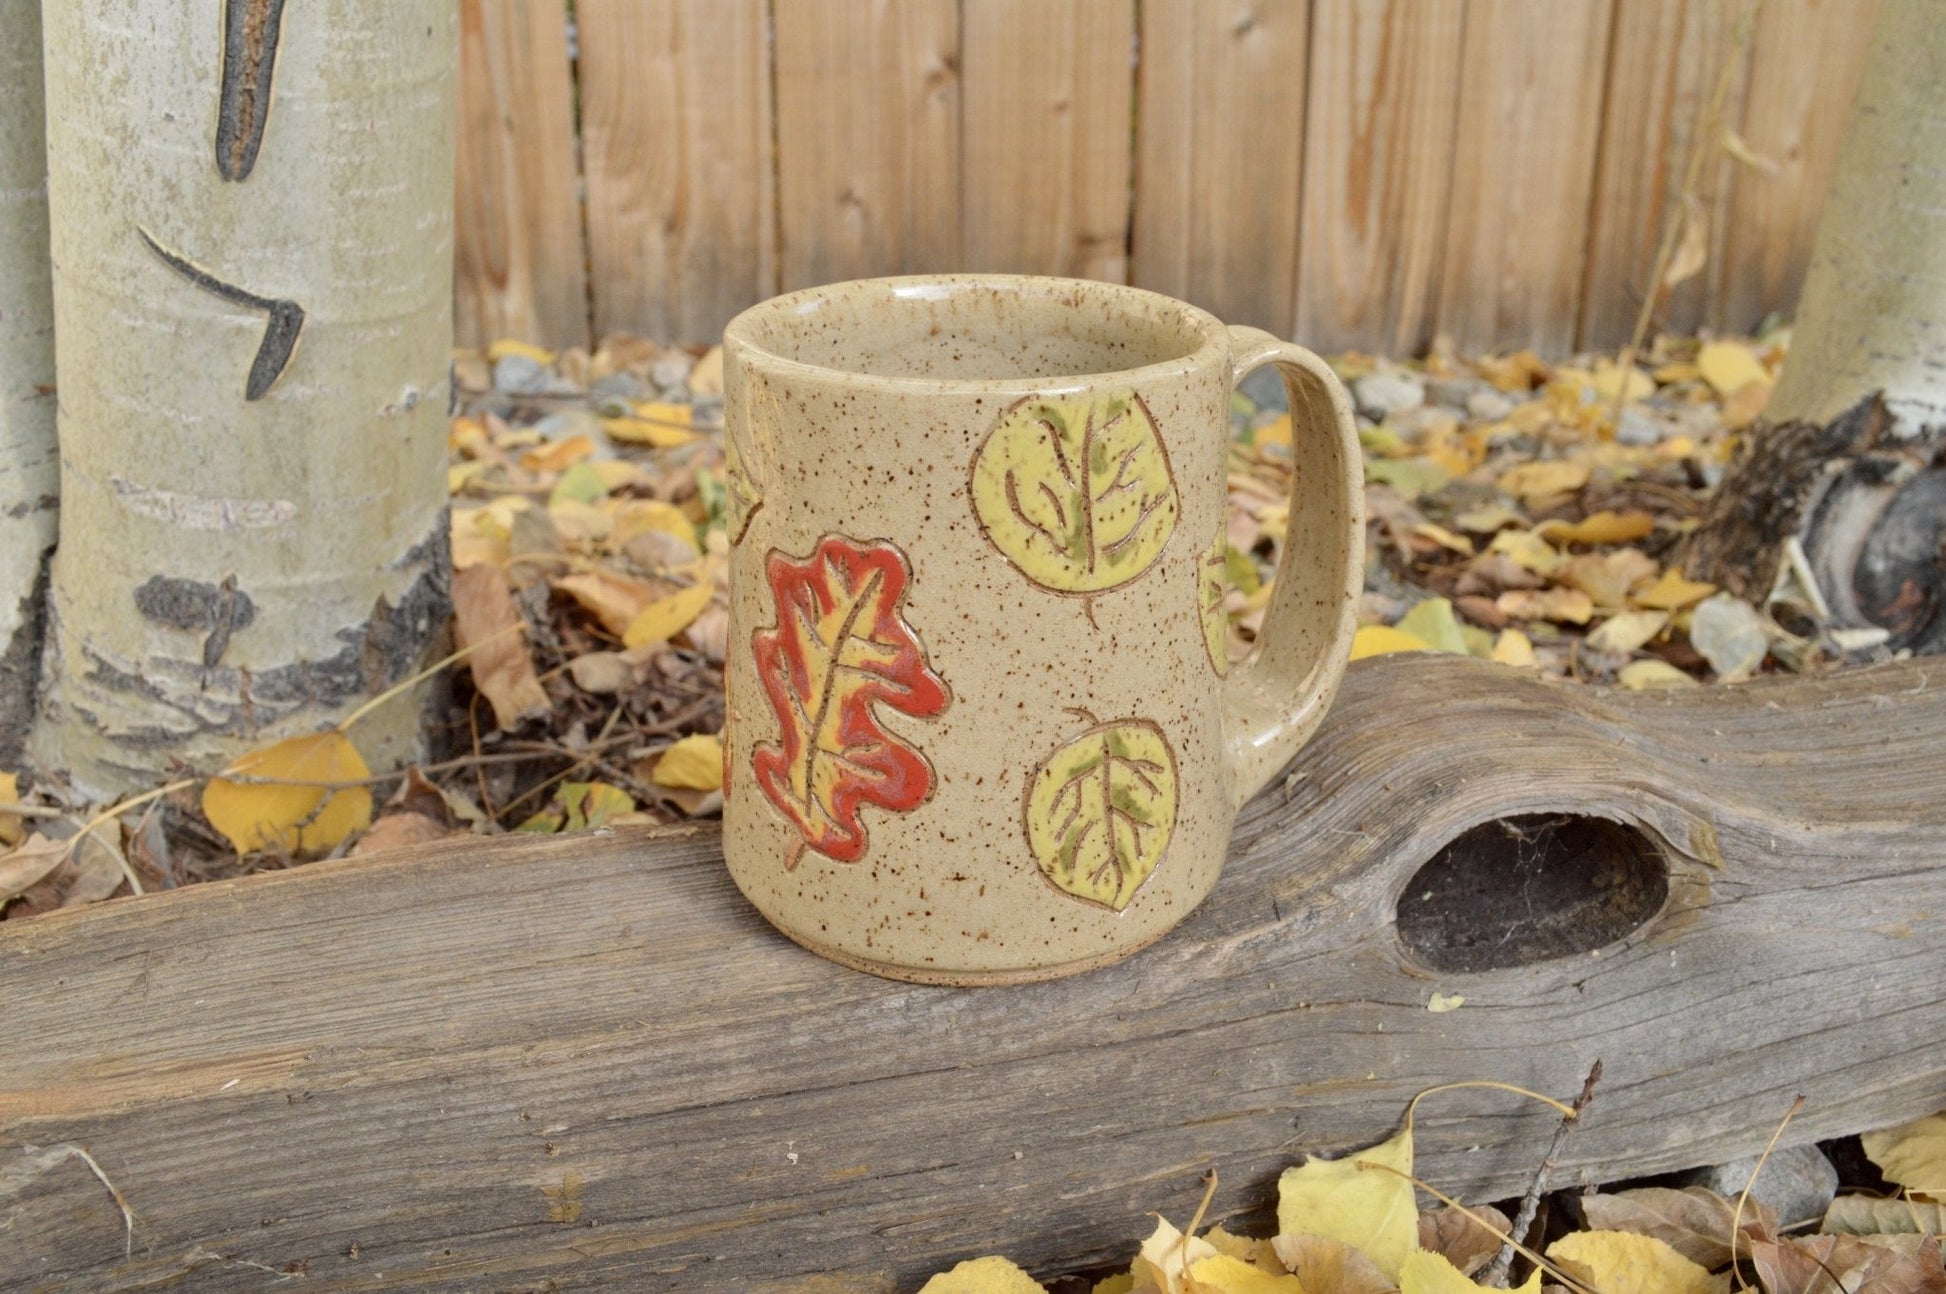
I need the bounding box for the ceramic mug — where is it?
[719,275,1363,984]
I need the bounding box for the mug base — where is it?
[775,923,1173,987]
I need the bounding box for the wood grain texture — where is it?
[1711,0,1881,334]
[1132,0,1309,332]
[577,0,775,345]
[772,0,961,291]
[1293,0,1464,354]
[1434,0,1614,355]
[1577,0,1751,348]
[6,656,1943,1290]
[962,0,1136,284]
[452,0,588,349]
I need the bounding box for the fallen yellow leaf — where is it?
[687,345,725,397]
[1137,1216,1219,1294]
[1276,1124,1418,1280]
[1185,1254,1304,1293]
[1538,510,1656,546]
[623,580,715,650]
[1495,588,1594,625]
[521,433,598,474]
[917,1256,1047,1293]
[1617,659,1700,690]
[1497,460,1590,505]
[605,400,700,449]
[1486,530,1564,576]
[1591,360,1654,405]
[1632,568,1716,610]
[1253,413,1294,449]
[486,338,554,365]
[1395,599,1470,655]
[1427,993,1464,1013]
[1586,610,1670,655]
[1490,629,1538,668]
[1400,1250,1539,1294]
[1697,340,1771,399]
[555,569,668,638]
[652,734,724,791]
[611,499,701,551]
[1546,1230,1728,1294]
[203,731,373,855]
[1351,625,1435,661]
[1863,1111,1946,1199]
[1411,522,1474,555]
[0,771,20,846]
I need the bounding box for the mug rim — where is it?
[722,273,1229,395]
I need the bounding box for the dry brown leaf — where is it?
[60,832,129,908]
[452,565,551,729]
[1662,193,1711,289]
[1577,1186,1776,1271]
[1267,1234,1395,1294]
[0,833,69,904]
[1419,1204,1510,1277]
[1749,1234,1945,1294]
[1496,587,1594,625]
[352,813,456,857]
[554,568,667,638]
[1455,553,1547,597]
[1498,461,1591,506]
[1822,1195,1946,1236]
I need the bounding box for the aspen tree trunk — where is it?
[1685,0,1946,653]
[33,2,458,795]
[0,0,59,763]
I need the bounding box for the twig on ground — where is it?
[1482,1059,1602,1287]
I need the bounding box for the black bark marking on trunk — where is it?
[215,0,289,182]
[138,228,304,400]
[0,551,53,767]
[133,575,258,638]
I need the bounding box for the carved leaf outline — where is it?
[751,535,950,865]
[1024,716,1179,910]
[1199,530,1229,677]
[969,391,1180,594]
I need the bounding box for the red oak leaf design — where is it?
[752,535,950,867]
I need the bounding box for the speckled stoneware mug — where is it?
[719,275,1363,985]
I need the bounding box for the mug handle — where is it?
[1220,326,1366,807]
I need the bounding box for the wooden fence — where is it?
[453,0,1874,357]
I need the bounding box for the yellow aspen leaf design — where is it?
[1024,714,1178,910]
[970,391,1179,594]
[1199,531,1230,676]
[753,535,950,868]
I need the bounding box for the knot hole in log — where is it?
[1395,814,1669,973]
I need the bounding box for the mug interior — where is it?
[725,276,1219,385]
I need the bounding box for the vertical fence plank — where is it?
[1577,0,1752,349]
[577,0,774,345]
[1131,0,1309,332]
[1710,0,1879,334]
[961,0,1135,283]
[1434,0,1614,355]
[453,0,588,349]
[1293,0,1463,354]
[773,0,960,290]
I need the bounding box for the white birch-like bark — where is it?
[1767,0,1946,433]
[0,0,59,760]
[33,1,457,795]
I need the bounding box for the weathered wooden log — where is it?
[3,655,1943,1292]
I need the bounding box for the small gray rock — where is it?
[1691,593,1770,679]
[493,353,552,396]
[1425,376,1487,410]
[1465,389,1516,421]
[1237,366,1290,412]
[590,371,649,402]
[1614,407,1662,447]
[1683,1144,1838,1228]
[650,354,695,391]
[1354,368,1425,420]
